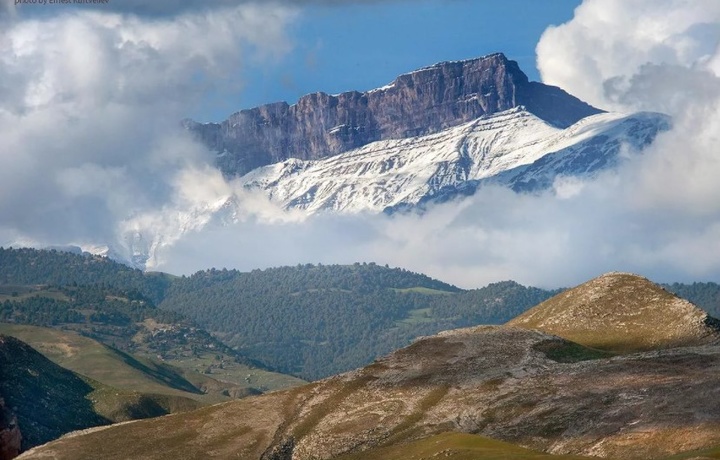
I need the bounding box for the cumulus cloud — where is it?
[0,4,297,260]
[537,0,720,214]
[537,0,720,111]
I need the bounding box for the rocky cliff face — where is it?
[186,53,602,177]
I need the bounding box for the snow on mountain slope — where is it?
[47,108,668,270]
[486,111,671,192]
[239,107,671,214]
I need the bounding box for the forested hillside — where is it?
[0,283,234,362]
[158,264,560,379]
[3,247,719,381]
[0,247,169,304]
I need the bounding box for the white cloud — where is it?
[0,4,297,258]
[153,159,720,290]
[537,0,720,111]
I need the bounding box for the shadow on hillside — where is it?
[109,345,202,395]
[0,335,109,450]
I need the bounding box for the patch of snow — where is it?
[368,82,397,93]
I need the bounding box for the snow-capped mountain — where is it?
[185,53,601,177]
[238,108,670,214]
[32,53,670,270]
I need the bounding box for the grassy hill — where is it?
[0,324,204,397]
[18,320,720,460]
[0,281,305,394]
[0,333,213,456]
[0,323,303,459]
[508,272,720,353]
[335,432,597,460]
[0,335,109,451]
[0,323,303,406]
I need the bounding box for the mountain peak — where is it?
[187,52,603,177]
[409,52,520,78]
[507,272,720,352]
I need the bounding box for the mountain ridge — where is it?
[186,53,603,177]
[6,54,673,269]
[4,247,720,382]
[14,54,667,268]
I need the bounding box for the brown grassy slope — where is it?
[508,272,720,352]
[0,323,216,400]
[18,324,720,460]
[0,323,301,407]
[334,432,599,460]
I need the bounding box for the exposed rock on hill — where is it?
[508,272,720,352]
[19,324,720,459]
[186,53,602,177]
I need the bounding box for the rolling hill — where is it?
[0,247,306,393]
[508,272,720,352]
[19,273,720,460]
[4,248,720,382]
[0,335,109,452]
[0,324,224,402]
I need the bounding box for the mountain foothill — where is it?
[9,269,720,460]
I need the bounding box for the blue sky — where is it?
[194,0,583,122]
